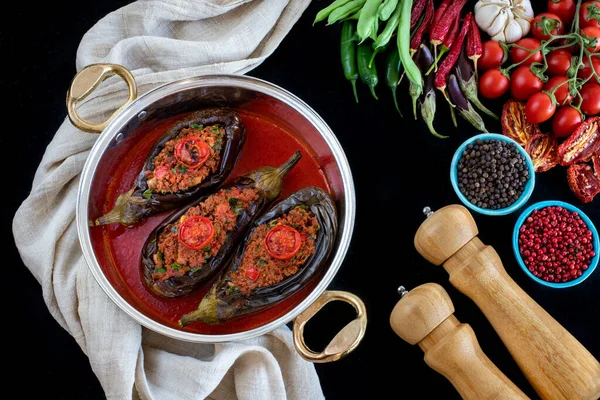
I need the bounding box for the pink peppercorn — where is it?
[518,206,595,283]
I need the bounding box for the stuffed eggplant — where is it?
[179,186,337,326]
[94,108,245,226]
[142,151,302,298]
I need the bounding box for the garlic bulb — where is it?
[475,0,534,43]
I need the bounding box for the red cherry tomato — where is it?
[532,13,564,41]
[479,69,510,99]
[245,267,260,281]
[580,1,600,28]
[581,26,600,52]
[578,55,600,79]
[580,82,600,115]
[264,225,302,260]
[174,136,211,169]
[479,40,506,71]
[510,38,543,66]
[552,106,583,138]
[154,166,171,179]
[510,66,544,101]
[548,0,576,26]
[178,216,215,250]
[544,76,574,105]
[526,92,557,123]
[546,49,573,76]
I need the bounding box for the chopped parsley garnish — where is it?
[202,245,211,252]
[170,225,178,233]
[190,123,204,130]
[156,268,167,274]
[190,267,201,274]
[269,220,278,228]
[178,165,188,174]
[142,189,153,199]
[229,198,240,207]
[171,168,177,174]
[257,259,267,267]
[213,143,222,151]
[157,252,164,263]
[170,263,182,270]
[297,204,308,210]
[211,126,221,134]
[316,223,321,230]
[234,207,243,215]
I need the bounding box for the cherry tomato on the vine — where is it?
[546,49,573,76]
[581,26,600,52]
[544,76,574,105]
[526,92,557,123]
[578,54,600,79]
[548,0,576,26]
[552,106,582,138]
[510,65,544,101]
[510,38,543,66]
[580,1,600,29]
[479,40,506,71]
[580,82,600,115]
[479,69,510,99]
[532,13,564,41]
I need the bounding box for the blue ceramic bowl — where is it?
[450,133,536,216]
[513,201,599,288]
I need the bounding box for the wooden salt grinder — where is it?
[390,283,529,399]
[414,205,600,400]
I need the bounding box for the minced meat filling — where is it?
[145,124,224,194]
[228,206,319,295]
[152,187,258,281]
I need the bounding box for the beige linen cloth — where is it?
[13,1,325,399]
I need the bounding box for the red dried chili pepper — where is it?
[410,0,427,30]
[567,162,600,203]
[430,0,451,34]
[557,116,600,166]
[434,13,472,97]
[410,0,435,56]
[430,0,468,54]
[525,133,560,172]
[467,16,482,76]
[501,99,542,146]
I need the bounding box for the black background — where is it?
[4,0,599,399]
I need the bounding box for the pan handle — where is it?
[293,291,366,363]
[66,64,137,133]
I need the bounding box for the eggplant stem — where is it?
[277,151,302,177]
[94,189,145,226]
[179,286,221,326]
[426,118,448,139]
[351,80,359,103]
[426,48,447,75]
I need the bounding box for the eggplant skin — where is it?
[142,152,302,298]
[179,186,338,326]
[94,108,245,226]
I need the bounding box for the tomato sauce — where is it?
[90,109,331,334]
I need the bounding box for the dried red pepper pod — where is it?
[434,13,472,99]
[557,117,600,166]
[410,0,427,30]
[501,100,542,146]
[466,16,483,78]
[567,162,600,203]
[410,0,434,56]
[430,0,468,58]
[524,133,560,172]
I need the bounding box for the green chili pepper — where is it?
[370,1,402,67]
[397,0,422,98]
[384,49,403,116]
[314,0,353,24]
[341,21,360,103]
[328,0,366,25]
[378,0,399,21]
[357,43,379,100]
[357,0,383,42]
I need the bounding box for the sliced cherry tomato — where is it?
[548,0,576,25]
[245,267,260,281]
[532,13,564,41]
[557,116,600,165]
[544,76,574,105]
[510,38,543,66]
[552,106,583,138]
[178,216,215,250]
[546,49,572,76]
[578,55,600,79]
[174,136,211,169]
[154,165,171,179]
[581,26,600,52]
[580,1,600,28]
[526,92,557,123]
[580,82,600,116]
[264,224,302,260]
[479,40,506,71]
[510,65,544,101]
[479,69,510,99]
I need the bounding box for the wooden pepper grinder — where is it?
[390,283,529,399]
[414,205,600,400]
